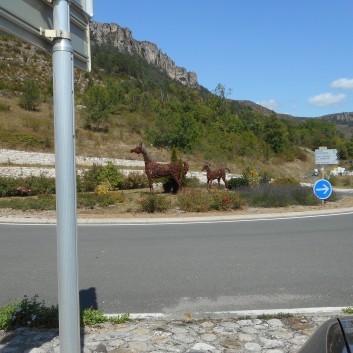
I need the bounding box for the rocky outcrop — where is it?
[90,21,198,87]
[319,112,353,125]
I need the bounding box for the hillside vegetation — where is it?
[0,30,353,180]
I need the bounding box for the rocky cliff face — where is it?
[319,112,353,125]
[90,21,198,87]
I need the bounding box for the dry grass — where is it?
[0,97,317,181]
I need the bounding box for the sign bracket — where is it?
[40,27,71,40]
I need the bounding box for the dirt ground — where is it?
[1,194,353,221]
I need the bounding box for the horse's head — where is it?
[130,143,143,154]
[201,163,209,171]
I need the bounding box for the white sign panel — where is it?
[0,0,92,71]
[315,149,339,165]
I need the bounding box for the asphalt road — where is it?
[1,212,353,314]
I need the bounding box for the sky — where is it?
[92,0,353,118]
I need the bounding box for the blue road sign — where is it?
[313,179,332,200]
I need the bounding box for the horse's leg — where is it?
[148,178,153,192]
[175,179,181,194]
[217,177,221,188]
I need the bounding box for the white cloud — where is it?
[308,93,346,107]
[256,99,278,111]
[331,78,353,90]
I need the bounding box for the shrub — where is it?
[80,163,124,192]
[0,295,58,330]
[98,162,124,190]
[19,79,40,111]
[25,175,56,195]
[77,192,122,209]
[273,177,300,185]
[138,193,172,213]
[210,191,246,210]
[239,184,319,208]
[0,295,129,330]
[0,175,56,197]
[0,195,56,210]
[242,167,260,188]
[184,176,202,188]
[81,309,129,325]
[0,101,10,111]
[177,189,214,212]
[326,174,337,186]
[0,177,18,197]
[123,172,148,189]
[227,177,249,190]
[95,181,111,195]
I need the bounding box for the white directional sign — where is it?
[313,179,333,200]
[315,149,338,165]
[0,0,92,71]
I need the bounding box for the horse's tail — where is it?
[224,167,231,173]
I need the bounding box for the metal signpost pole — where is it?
[52,1,80,352]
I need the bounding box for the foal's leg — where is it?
[222,176,227,189]
[206,178,211,192]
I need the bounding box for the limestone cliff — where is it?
[90,21,198,87]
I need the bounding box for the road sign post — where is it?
[53,1,80,352]
[313,179,333,204]
[0,1,93,352]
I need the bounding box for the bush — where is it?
[210,191,246,211]
[0,177,18,197]
[80,163,124,192]
[123,172,148,189]
[227,177,249,190]
[184,176,202,188]
[0,176,56,197]
[25,175,56,195]
[0,295,58,330]
[19,79,40,111]
[239,185,319,208]
[0,101,10,111]
[138,193,172,213]
[81,308,129,326]
[177,189,246,212]
[0,295,129,330]
[242,167,260,188]
[177,189,213,212]
[77,192,124,209]
[0,195,56,210]
[95,181,111,195]
[272,177,300,185]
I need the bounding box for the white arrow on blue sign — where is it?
[313,179,333,200]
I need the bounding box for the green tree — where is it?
[148,111,200,152]
[82,85,110,130]
[19,79,40,111]
[262,115,290,154]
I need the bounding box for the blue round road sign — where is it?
[313,179,332,200]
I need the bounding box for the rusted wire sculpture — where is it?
[201,163,230,191]
[130,143,189,193]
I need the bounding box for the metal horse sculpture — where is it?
[130,143,189,193]
[201,163,230,191]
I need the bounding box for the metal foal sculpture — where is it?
[130,143,189,192]
[201,163,230,191]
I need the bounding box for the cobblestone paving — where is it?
[0,313,340,353]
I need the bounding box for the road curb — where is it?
[1,207,353,225]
